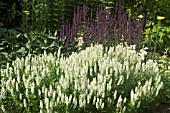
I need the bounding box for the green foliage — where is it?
[0,44,164,113]
[0,0,21,28]
[142,19,170,56]
[0,30,57,68]
[157,56,170,104]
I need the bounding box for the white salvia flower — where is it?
[133,93,138,102]
[23,99,27,107]
[12,79,16,87]
[117,75,124,85]
[156,81,163,96]
[123,97,127,104]
[19,93,22,100]
[73,97,77,108]
[31,82,35,94]
[36,77,40,86]
[1,105,5,112]
[40,109,43,113]
[69,94,72,104]
[11,89,14,97]
[56,96,60,104]
[40,100,43,109]
[6,80,10,90]
[101,102,104,109]
[93,96,96,105]
[65,95,69,106]
[96,98,100,109]
[114,90,117,100]
[107,84,111,92]
[143,83,147,95]
[52,91,56,99]
[26,89,28,97]
[16,82,19,92]
[50,100,53,108]
[135,86,138,93]
[130,89,134,104]
[137,101,141,108]
[117,95,122,108]
[17,75,20,83]
[45,88,48,97]
[1,87,6,99]
[61,94,65,102]
[122,106,126,113]
[87,94,91,104]
[82,99,86,107]
[38,89,41,96]
[45,97,49,109]
[48,91,51,97]
[31,73,34,78]
[49,85,52,94]
[79,98,83,108]
[58,89,61,97]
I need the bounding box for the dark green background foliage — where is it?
[1,0,169,31]
[0,0,22,28]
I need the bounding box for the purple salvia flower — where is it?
[70,28,74,44]
[73,7,77,32]
[78,9,82,30]
[60,25,65,41]
[90,20,96,42]
[83,4,88,26]
[65,21,68,38]
[90,9,93,23]
[85,31,89,45]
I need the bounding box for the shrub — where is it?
[143,18,170,56]
[0,44,163,113]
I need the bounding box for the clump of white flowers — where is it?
[0,44,163,113]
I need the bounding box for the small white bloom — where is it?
[26,88,29,97]
[1,105,5,112]
[65,95,69,105]
[69,94,72,104]
[19,93,22,100]
[52,91,56,99]
[40,100,43,109]
[114,90,117,99]
[56,96,60,104]
[40,109,43,113]
[50,100,53,108]
[23,99,27,107]
[38,89,41,96]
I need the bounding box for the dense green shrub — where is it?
[0,30,57,68]
[0,44,164,113]
[143,18,170,56]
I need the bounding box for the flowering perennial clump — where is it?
[0,44,163,113]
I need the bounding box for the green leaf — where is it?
[48,36,56,39]
[17,47,25,53]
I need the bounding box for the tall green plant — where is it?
[143,16,170,56]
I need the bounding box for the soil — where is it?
[154,104,170,113]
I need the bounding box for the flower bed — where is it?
[0,44,164,113]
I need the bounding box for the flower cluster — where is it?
[0,44,163,113]
[59,1,148,48]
